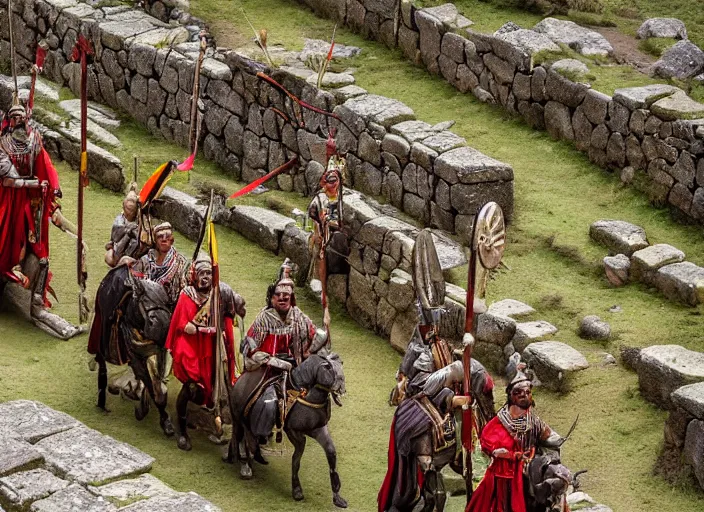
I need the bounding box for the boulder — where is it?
[578,315,611,341]
[650,90,704,121]
[603,254,630,286]
[512,320,558,353]
[613,84,681,111]
[551,58,589,79]
[652,262,704,306]
[495,29,559,56]
[589,220,648,256]
[533,18,613,57]
[671,382,704,419]
[306,72,355,88]
[636,345,704,409]
[545,101,574,140]
[487,299,535,318]
[636,18,687,40]
[150,187,206,241]
[0,400,80,443]
[523,341,589,392]
[652,41,704,80]
[630,244,685,283]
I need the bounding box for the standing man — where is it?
[466,372,560,512]
[166,254,239,451]
[131,222,190,306]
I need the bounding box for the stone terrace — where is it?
[0,400,220,511]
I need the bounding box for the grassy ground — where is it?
[2,1,704,511]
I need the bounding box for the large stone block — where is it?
[0,468,69,509]
[0,435,43,477]
[435,146,513,185]
[652,262,704,306]
[671,382,704,420]
[545,69,588,108]
[613,84,681,110]
[343,94,415,128]
[476,312,516,347]
[483,53,515,85]
[31,484,117,512]
[150,187,206,241]
[636,345,704,409]
[684,420,704,490]
[222,206,295,253]
[415,10,443,74]
[631,244,685,283]
[589,220,648,256]
[512,320,558,353]
[523,341,589,392]
[544,101,574,141]
[119,493,221,511]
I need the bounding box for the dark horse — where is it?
[225,352,348,508]
[88,265,174,435]
[379,360,496,512]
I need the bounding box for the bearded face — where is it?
[272,283,293,316]
[509,382,533,410]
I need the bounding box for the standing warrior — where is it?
[0,102,82,338]
[131,222,191,306]
[166,254,243,451]
[466,372,567,512]
[307,131,349,329]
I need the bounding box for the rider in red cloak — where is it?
[166,254,237,451]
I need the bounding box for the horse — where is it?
[225,351,348,508]
[379,360,496,512]
[525,440,580,512]
[88,265,174,436]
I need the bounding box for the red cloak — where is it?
[466,416,527,512]
[165,291,235,406]
[0,148,59,279]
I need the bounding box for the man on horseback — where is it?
[166,253,241,451]
[466,371,566,512]
[105,183,141,268]
[131,222,190,306]
[0,101,83,339]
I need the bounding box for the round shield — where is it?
[473,202,505,270]
[413,228,445,310]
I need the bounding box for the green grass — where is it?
[638,37,678,58]
[3,1,704,511]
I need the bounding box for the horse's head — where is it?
[129,277,172,343]
[527,449,573,511]
[297,351,346,406]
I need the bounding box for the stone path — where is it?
[0,400,219,512]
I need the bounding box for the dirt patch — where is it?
[592,26,656,73]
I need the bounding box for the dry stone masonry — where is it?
[0,0,514,239]
[591,219,704,306]
[293,0,704,228]
[0,400,220,511]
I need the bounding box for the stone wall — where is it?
[293,0,704,227]
[0,0,514,241]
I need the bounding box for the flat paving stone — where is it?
[488,299,535,318]
[88,474,179,507]
[0,468,69,509]
[59,100,121,130]
[671,382,704,419]
[0,400,81,443]
[119,492,221,511]
[512,320,558,352]
[35,426,154,485]
[631,243,685,283]
[637,345,704,409]
[31,484,117,512]
[651,90,704,121]
[0,434,44,477]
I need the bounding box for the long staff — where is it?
[71,34,94,324]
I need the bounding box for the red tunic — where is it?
[0,148,59,280]
[165,291,236,406]
[466,416,527,512]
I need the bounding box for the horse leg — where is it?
[176,382,202,451]
[286,428,306,501]
[310,426,348,509]
[96,354,110,413]
[140,369,174,437]
[418,455,447,512]
[239,429,254,480]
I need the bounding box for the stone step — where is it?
[523,341,589,392]
[636,345,704,409]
